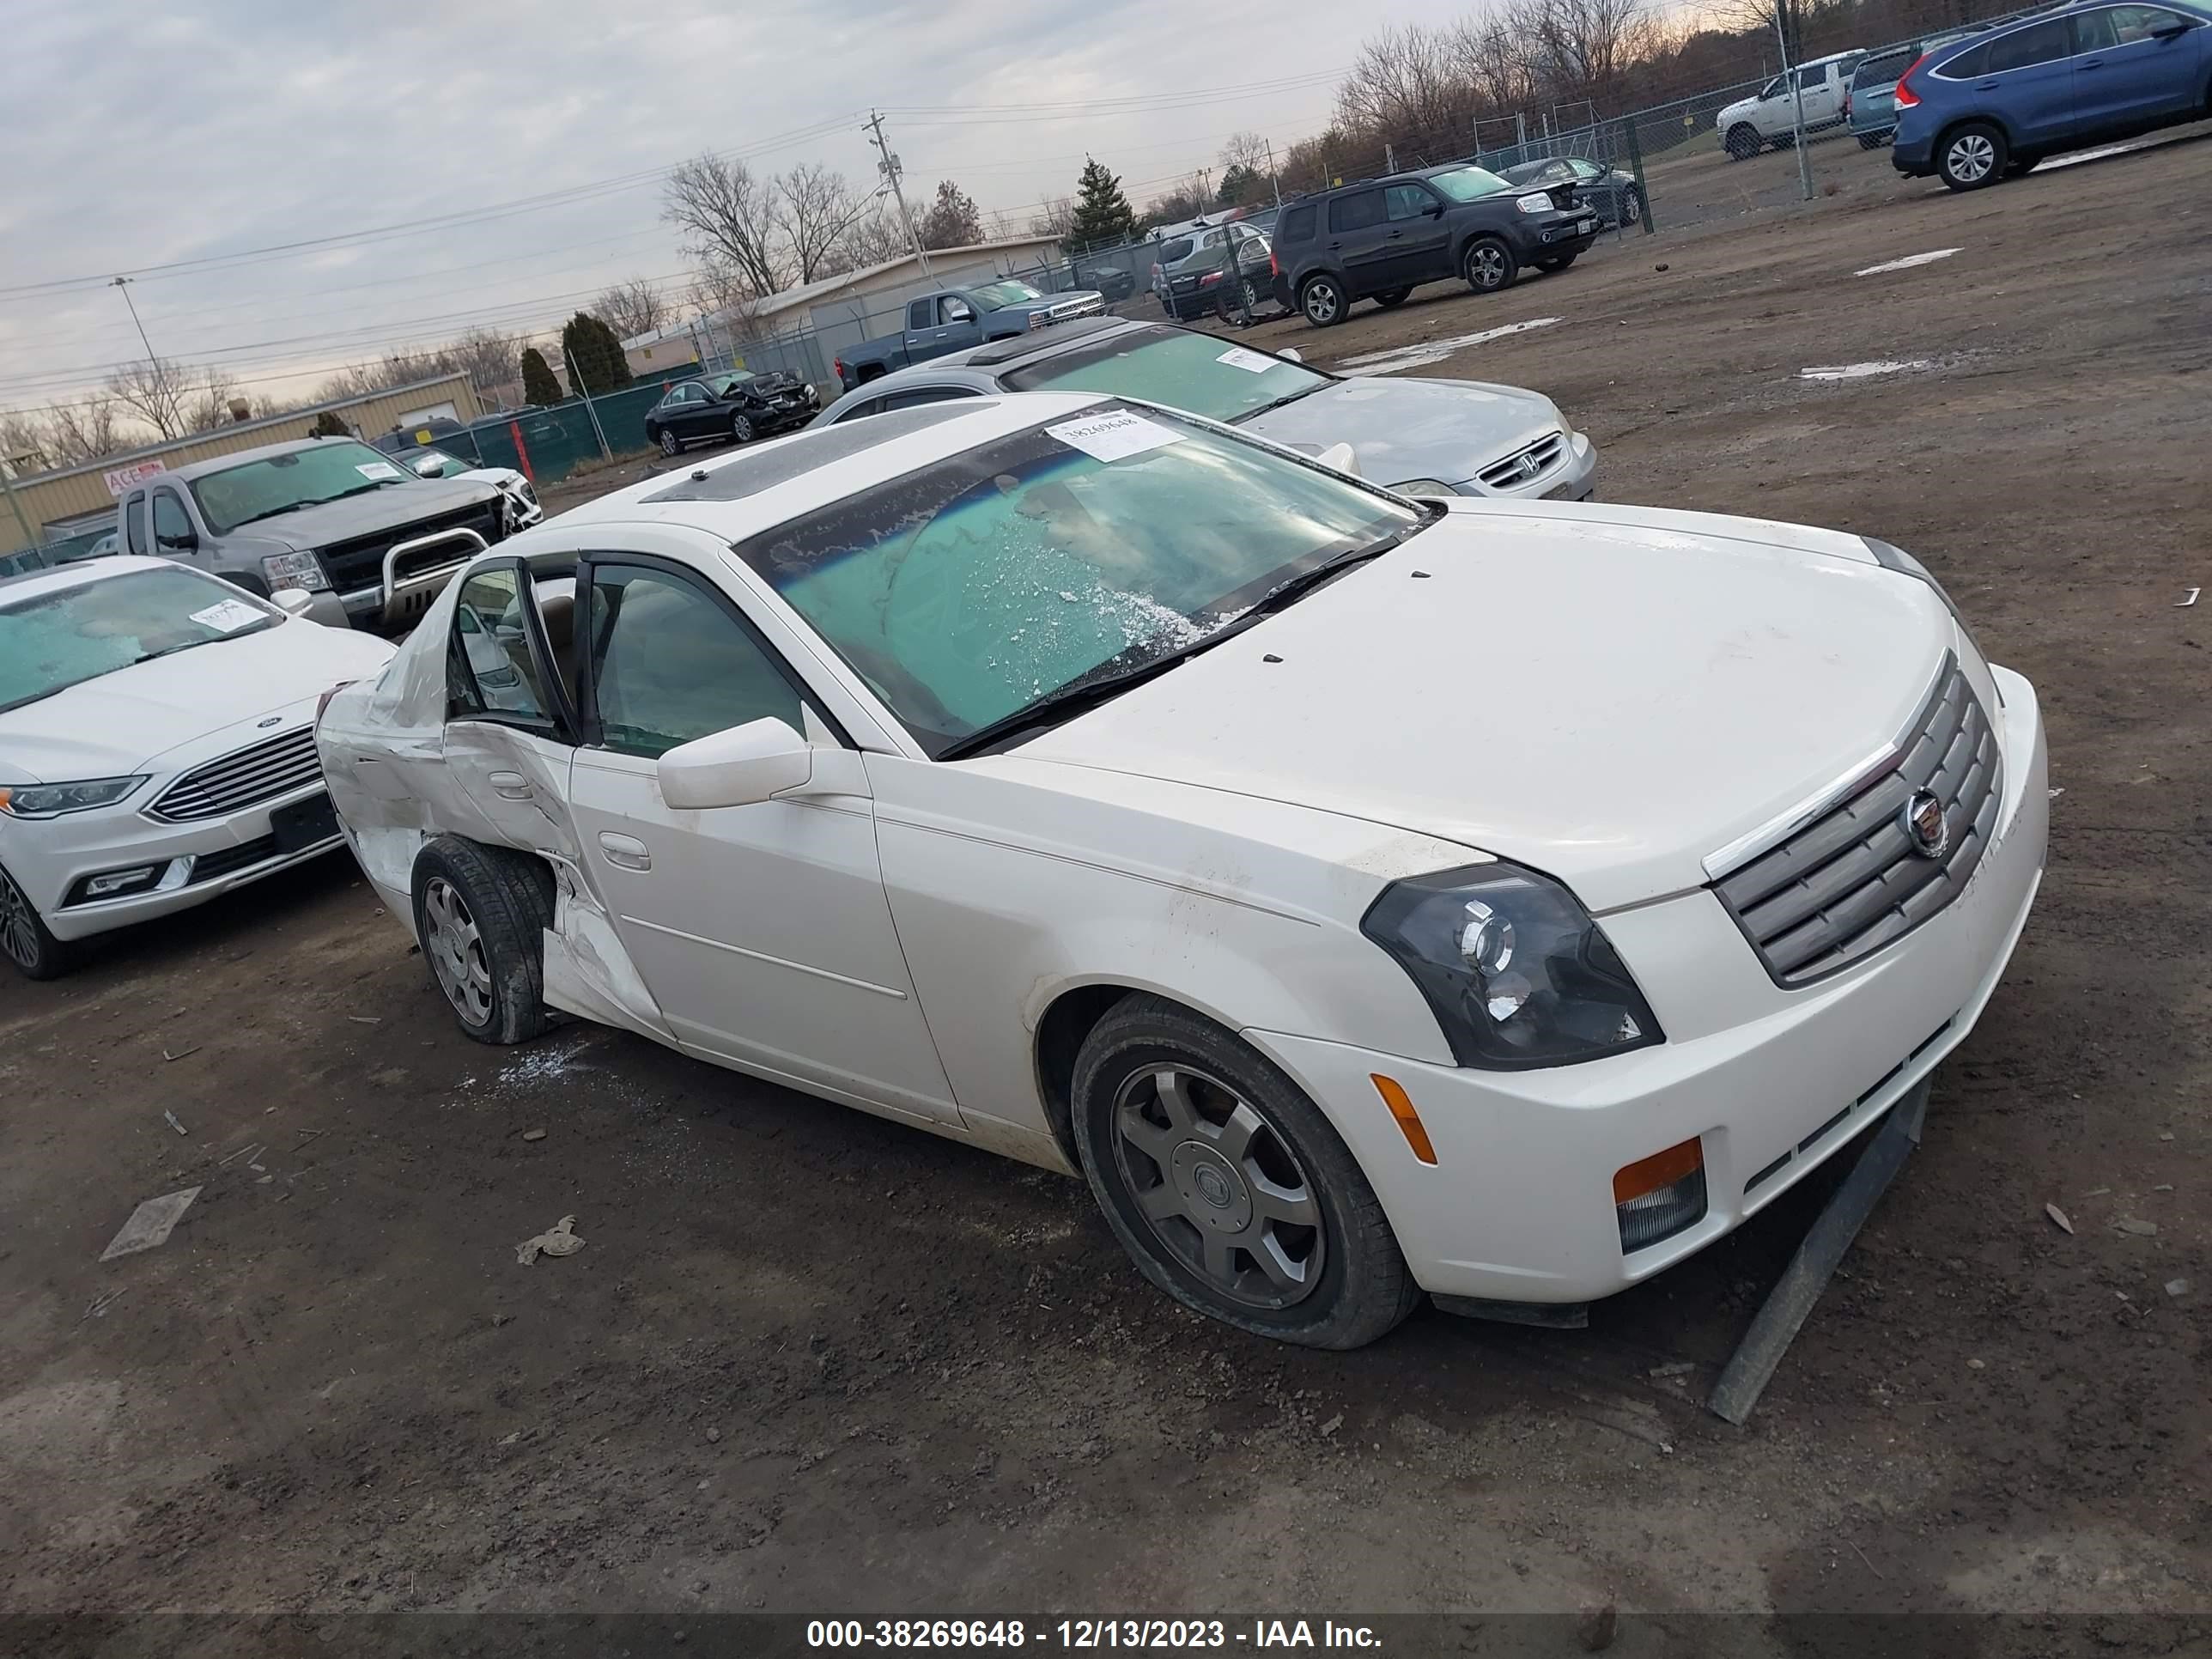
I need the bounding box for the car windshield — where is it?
[190,441,409,534]
[1424,166,1516,202]
[736,404,1424,757]
[968,281,1043,310]
[1003,326,1329,424]
[706,372,757,394]
[0,568,279,714]
[1157,238,1197,265]
[1853,52,1912,86]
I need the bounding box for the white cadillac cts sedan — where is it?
[318,393,2046,1348]
[1,556,394,980]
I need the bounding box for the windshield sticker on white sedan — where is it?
[1215,346,1277,374]
[355,461,404,481]
[1045,410,1182,464]
[189,599,266,633]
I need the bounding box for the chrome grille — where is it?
[148,728,321,822]
[1476,430,1567,491]
[1713,654,2001,986]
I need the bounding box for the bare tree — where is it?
[184,368,245,433]
[1142,177,1212,227]
[0,410,49,472]
[104,359,195,442]
[43,398,127,466]
[779,163,874,284]
[1219,131,1272,175]
[663,153,790,301]
[592,278,671,341]
[839,204,910,270]
[1029,197,1076,240]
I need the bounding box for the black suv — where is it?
[1268,163,1599,327]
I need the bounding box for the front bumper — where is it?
[1243,664,2047,1304]
[1455,430,1597,502]
[338,527,489,633]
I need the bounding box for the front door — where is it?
[559,555,960,1125]
[442,559,583,860]
[2071,4,2207,129]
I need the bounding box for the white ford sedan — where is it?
[318,393,2046,1348]
[1,556,395,979]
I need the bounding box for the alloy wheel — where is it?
[1622,188,1643,223]
[1948,132,1996,184]
[1110,1064,1326,1310]
[732,414,754,443]
[1469,245,1508,289]
[1303,282,1340,325]
[0,866,40,971]
[422,876,492,1026]
[659,429,679,456]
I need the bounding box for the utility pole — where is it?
[110,276,158,362]
[1384,143,1395,173]
[865,112,934,282]
[1264,139,1282,210]
[1776,3,1815,200]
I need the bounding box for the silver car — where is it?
[809,317,1596,502]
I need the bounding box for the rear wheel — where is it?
[1618,185,1643,225]
[1938,121,2007,190]
[0,860,78,981]
[1072,994,1421,1349]
[1725,124,1761,161]
[1462,235,1517,294]
[729,412,755,444]
[411,838,556,1045]
[1372,287,1413,308]
[657,427,680,457]
[1299,274,1347,327]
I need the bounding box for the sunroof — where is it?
[641,403,981,504]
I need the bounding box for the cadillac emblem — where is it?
[1902,789,1948,860]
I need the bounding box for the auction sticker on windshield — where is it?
[355,461,404,482]
[1047,410,1182,463]
[188,599,266,633]
[1216,346,1276,374]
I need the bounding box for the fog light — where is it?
[1613,1137,1706,1252]
[65,863,168,906]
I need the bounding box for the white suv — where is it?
[1717,51,1869,159]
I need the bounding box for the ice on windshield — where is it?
[1004,325,1326,424]
[0,568,279,713]
[190,440,404,534]
[736,407,1419,755]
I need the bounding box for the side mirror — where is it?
[1278,347,1304,363]
[657,717,812,810]
[157,531,198,552]
[272,587,315,616]
[412,455,442,478]
[1425,202,1444,217]
[1315,441,1361,477]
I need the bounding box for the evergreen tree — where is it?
[918,180,984,250]
[520,347,564,406]
[559,313,632,395]
[1067,157,1138,252]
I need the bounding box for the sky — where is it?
[0,0,1474,419]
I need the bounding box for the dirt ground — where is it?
[6,127,2209,1642]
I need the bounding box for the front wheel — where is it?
[1073,994,1421,1348]
[1462,236,1518,294]
[1724,125,1760,161]
[0,860,78,981]
[656,427,679,457]
[1372,287,1413,308]
[411,838,556,1045]
[1299,274,1347,327]
[729,412,755,444]
[1938,121,2007,190]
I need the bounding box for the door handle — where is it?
[2078,57,2103,66]
[488,770,533,800]
[1387,230,1404,240]
[1976,80,2001,88]
[598,832,652,872]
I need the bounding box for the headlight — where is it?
[1392,478,1461,499]
[1515,193,1555,215]
[0,775,149,817]
[1361,862,1663,1069]
[260,550,329,592]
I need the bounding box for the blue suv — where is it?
[1893,0,2212,188]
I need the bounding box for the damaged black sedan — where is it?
[642,369,821,457]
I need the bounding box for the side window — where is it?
[832,397,884,424]
[1986,19,2070,70]
[1279,204,1318,242]
[1940,40,1990,76]
[151,490,192,547]
[1328,189,1387,233]
[1794,63,1825,90]
[2074,9,2120,49]
[880,386,978,412]
[586,563,808,759]
[1384,184,1436,221]
[449,565,554,722]
[1759,76,1784,98]
[2110,5,2184,42]
[939,296,974,325]
[123,492,149,556]
[908,299,935,331]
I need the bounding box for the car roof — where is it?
[167,434,369,480]
[545,392,1112,544]
[0,553,185,605]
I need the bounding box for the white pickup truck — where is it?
[1717,51,1869,159]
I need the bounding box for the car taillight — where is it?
[833,356,845,380]
[1269,247,1279,277]
[1893,53,1929,108]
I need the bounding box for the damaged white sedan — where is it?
[318,393,2046,1348]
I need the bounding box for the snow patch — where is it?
[1337,317,1563,378]
[1856,248,1960,276]
[1797,360,1936,382]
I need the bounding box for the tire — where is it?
[1298,274,1347,328]
[1724,124,1761,161]
[1071,994,1421,1349]
[1618,186,1643,225]
[656,427,679,457]
[410,837,556,1045]
[1937,121,2007,191]
[0,860,79,981]
[1857,131,1886,150]
[1372,287,1413,308]
[1462,235,1518,295]
[730,412,755,444]
[1535,251,1579,272]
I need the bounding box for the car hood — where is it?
[1719,97,1759,122]
[0,617,395,781]
[222,477,501,552]
[1014,504,1954,912]
[999,292,1103,316]
[1244,378,1561,489]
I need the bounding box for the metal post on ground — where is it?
[1623,116,1656,234]
[565,350,613,464]
[1777,5,1815,201]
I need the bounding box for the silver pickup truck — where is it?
[112,434,507,633]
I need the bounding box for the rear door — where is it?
[1326,188,1392,294]
[2071,4,2207,129]
[1974,18,2079,148]
[1381,183,1452,286]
